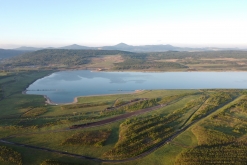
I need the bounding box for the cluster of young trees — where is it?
[176,94,247,164]
[100,108,126,117]
[118,98,159,112]
[231,96,247,112]
[62,129,111,147]
[191,92,233,121]
[158,95,183,104]
[0,146,22,165]
[21,107,47,118]
[175,143,247,164]
[62,102,109,110]
[211,96,247,135]
[104,112,182,159]
[113,99,128,107]
[191,126,235,146]
[104,96,207,158]
[206,92,232,106]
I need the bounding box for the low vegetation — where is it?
[0,146,22,165]
[104,98,202,159]
[117,98,159,112]
[174,95,247,164]
[62,129,111,147]
[61,102,109,110]
[21,107,47,118]
[113,59,188,70]
[104,114,176,159]
[190,92,234,121]
[41,160,77,165]
[175,143,247,165]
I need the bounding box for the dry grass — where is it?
[86,55,124,69]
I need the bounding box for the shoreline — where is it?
[43,90,143,105]
[46,68,247,73]
[22,69,247,105]
[44,95,78,105]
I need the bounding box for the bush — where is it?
[0,146,22,165]
[21,107,47,117]
[62,129,111,147]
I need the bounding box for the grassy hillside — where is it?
[0,49,31,60]
[2,49,134,68]
[2,50,247,71]
[113,50,247,71]
[1,71,247,164]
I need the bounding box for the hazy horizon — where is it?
[1,43,247,50]
[1,0,247,49]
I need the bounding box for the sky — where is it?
[1,0,247,49]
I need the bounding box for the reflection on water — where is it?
[47,71,150,84]
[26,70,247,103]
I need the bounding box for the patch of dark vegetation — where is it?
[62,129,111,147]
[191,92,234,121]
[41,159,81,165]
[191,126,236,146]
[104,97,203,159]
[21,107,47,118]
[0,146,22,165]
[176,95,247,164]
[116,98,159,112]
[61,102,109,110]
[104,114,177,159]
[175,143,247,165]
[114,59,187,70]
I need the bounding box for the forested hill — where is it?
[0,49,31,60]
[3,49,134,67]
[3,49,247,71]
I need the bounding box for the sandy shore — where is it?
[44,95,78,105]
[44,95,56,105]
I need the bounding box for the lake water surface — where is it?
[26,70,247,103]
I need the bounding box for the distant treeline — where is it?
[3,49,134,67]
[2,49,247,69]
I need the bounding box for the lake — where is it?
[26,70,247,103]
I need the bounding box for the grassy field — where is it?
[1,70,247,164]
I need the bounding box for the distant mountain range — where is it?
[12,43,243,52]
[0,43,245,60]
